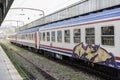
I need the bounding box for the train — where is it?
[9,6,120,80]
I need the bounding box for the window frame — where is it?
[43,32,45,41]
[64,30,70,43]
[57,30,62,43]
[47,32,50,41]
[73,29,81,43]
[51,31,56,42]
[39,32,42,41]
[101,26,114,46]
[85,28,95,44]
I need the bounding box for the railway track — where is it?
[1,41,106,80]
[10,49,57,80]
[44,55,118,80]
[13,45,107,80]
[33,50,117,80]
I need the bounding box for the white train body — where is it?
[38,8,120,68]
[39,20,119,57]
[10,7,120,69]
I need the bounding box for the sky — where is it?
[2,0,81,27]
[11,0,81,15]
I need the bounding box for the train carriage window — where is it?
[24,34,25,39]
[31,34,33,40]
[43,32,45,41]
[57,30,62,42]
[51,31,55,42]
[25,34,27,40]
[31,33,33,40]
[21,34,25,40]
[101,26,114,46]
[30,34,32,40]
[33,33,36,40]
[73,29,81,43]
[19,35,21,39]
[39,32,42,41]
[86,28,95,44]
[21,35,23,39]
[27,34,28,40]
[31,34,32,40]
[28,34,30,40]
[64,30,70,43]
[47,32,50,41]
[22,34,24,39]
[32,33,34,40]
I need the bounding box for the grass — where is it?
[0,39,102,80]
[1,40,84,80]
[0,40,29,80]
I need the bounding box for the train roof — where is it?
[39,7,120,31]
[17,27,40,34]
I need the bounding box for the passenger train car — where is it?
[9,7,120,79]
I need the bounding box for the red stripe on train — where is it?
[40,44,73,52]
[115,57,120,61]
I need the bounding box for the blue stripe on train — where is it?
[39,46,73,55]
[116,62,120,66]
[40,46,120,67]
[39,8,120,30]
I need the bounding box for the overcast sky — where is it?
[2,0,81,27]
[11,0,81,14]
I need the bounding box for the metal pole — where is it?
[10,7,45,17]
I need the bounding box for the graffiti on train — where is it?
[73,42,117,68]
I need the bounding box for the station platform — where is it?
[0,46,23,80]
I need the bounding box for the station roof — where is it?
[0,0,14,25]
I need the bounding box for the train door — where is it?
[34,31,39,49]
[15,35,17,43]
